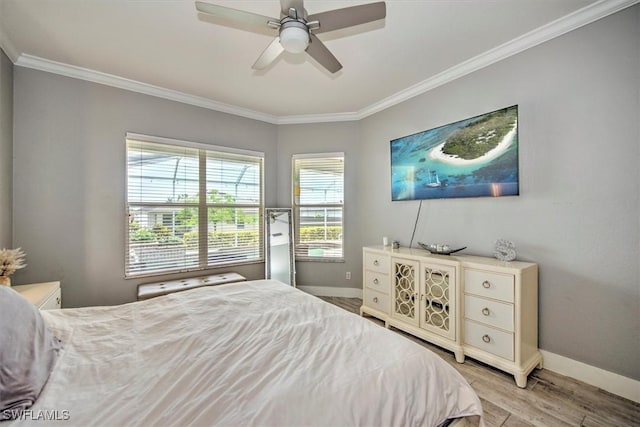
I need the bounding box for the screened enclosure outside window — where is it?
[292,153,344,261]
[126,134,264,277]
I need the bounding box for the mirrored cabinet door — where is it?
[265,208,295,287]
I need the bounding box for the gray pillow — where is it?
[0,286,61,420]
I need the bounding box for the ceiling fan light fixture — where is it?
[279,23,309,53]
[196,1,387,73]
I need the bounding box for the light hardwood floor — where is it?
[318,296,640,427]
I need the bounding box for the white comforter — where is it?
[13,280,482,426]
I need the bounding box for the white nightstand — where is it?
[13,281,62,310]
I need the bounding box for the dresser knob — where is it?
[373,260,379,266]
[373,278,379,284]
[482,334,491,343]
[373,297,378,303]
[482,280,491,289]
[482,307,490,316]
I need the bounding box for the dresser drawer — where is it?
[465,320,514,360]
[364,270,389,294]
[364,251,389,274]
[363,288,389,315]
[465,295,514,331]
[465,269,514,303]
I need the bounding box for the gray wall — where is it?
[12,68,278,307]
[358,6,639,380]
[0,48,12,247]
[276,122,362,289]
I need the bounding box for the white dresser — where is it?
[13,281,62,310]
[361,246,541,388]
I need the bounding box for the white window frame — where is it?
[125,133,264,278]
[292,152,345,262]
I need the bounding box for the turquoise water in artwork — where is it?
[390,109,519,201]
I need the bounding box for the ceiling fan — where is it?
[195,0,386,74]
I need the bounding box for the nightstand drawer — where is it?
[14,281,62,310]
[465,269,514,302]
[364,270,389,294]
[39,288,62,310]
[465,320,514,361]
[363,288,389,315]
[364,251,389,274]
[465,295,514,331]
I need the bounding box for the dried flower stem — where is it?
[0,248,27,277]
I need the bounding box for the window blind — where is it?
[292,153,344,261]
[126,135,264,277]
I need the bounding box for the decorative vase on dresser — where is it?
[0,276,10,286]
[361,246,542,388]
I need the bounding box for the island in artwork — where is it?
[390,105,519,201]
[442,106,518,160]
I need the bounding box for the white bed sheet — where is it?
[11,279,483,426]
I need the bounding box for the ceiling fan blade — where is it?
[252,37,285,70]
[195,1,277,31]
[306,33,342,74]
[308,2,386,34]
[280,0,305,18]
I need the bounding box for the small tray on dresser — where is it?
[418,242,466,255]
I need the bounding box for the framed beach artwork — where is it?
[390,105,519,201]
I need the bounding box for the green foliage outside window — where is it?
[129,190,261,247]
[129,228,156,242]
[175,190,258,230]
[182,230,259,250]
[299,226,342,242]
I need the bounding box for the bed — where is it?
[2,279,483,426]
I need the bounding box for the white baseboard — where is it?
[297,286,362,298]
[540,350,639,403]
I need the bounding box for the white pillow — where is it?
[0,286,61,420]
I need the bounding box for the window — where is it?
[126,134,264,277]
[292,153,344,261]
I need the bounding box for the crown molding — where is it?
[289,0,639,122]
[357,0,640,120]
[14,54,279,124]
[276,111,360,125]
[10,0,638,125]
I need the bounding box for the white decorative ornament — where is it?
[494,239,516,261]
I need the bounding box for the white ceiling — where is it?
[0,0,634,123]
